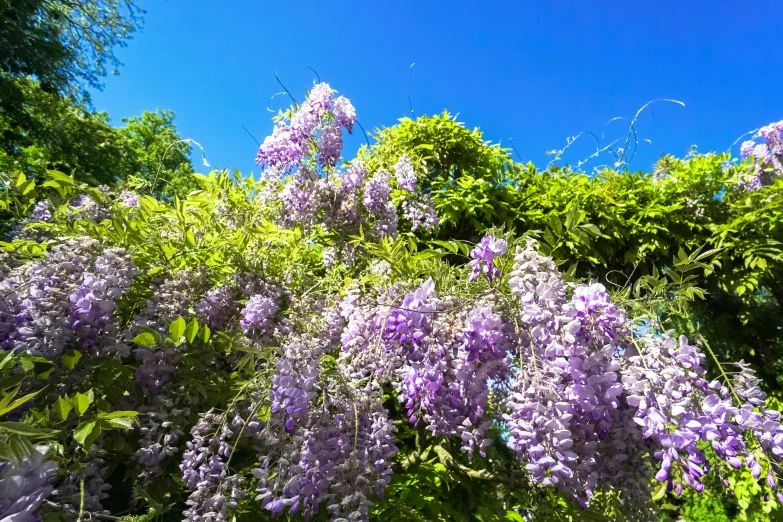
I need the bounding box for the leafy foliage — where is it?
[0,0,143,97]
[366,117,783,395]
[3,81,783,522]
[362,111,520,239]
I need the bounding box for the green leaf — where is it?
[103,417,136,430]
[7,435,35,461]
[169,317,186,342]
[21,180,36,195]
[580,223,602,237]
[97,410,139,420]
[0,388,43,417]
[565,203,579,230]
[132,332,157,347]
[0,350,14,371]
[549,215,563,237]
[0,440,17,462]
[651,482,667,501]
[505,512,526,522]
[62,349,82,370]
[46,171,75,185]
[70,391,92,416]
[73,420,100,448]
[185,318,199,344]
[199,325,211,343]
[257,405,271,422]
[55,397,73,421]
[0,421,58,439]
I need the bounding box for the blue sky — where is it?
[91,1,783,176]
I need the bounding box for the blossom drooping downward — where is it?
[469,235,508,282]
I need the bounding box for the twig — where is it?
[355,120,371,149]
[274,72,299,108]
[509,138,523,162]
[408,63,416,118]
[698,333,741,404]
[151,139,210,196]
[620,99,685,167]
[241,124,260,146]
[78,479,86,522]
[728,128,760,154]
[432,445,524,484]
[265,91,289,113]
[307,66,321,83]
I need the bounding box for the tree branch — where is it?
[431,444,526,485]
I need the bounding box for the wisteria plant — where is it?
[1,84,783,522]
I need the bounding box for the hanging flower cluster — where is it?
[738,120,783,191]
[254,84,438,261]
[0,446,57,522]
[469,235,508,282]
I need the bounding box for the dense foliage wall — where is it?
[365,114,783,393]
[2,82,783,522]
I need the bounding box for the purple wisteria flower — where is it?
[740,140,756,159]
[31,200,52,221]
[256,82,357,173]
[119,191,141,207]
[362,170,391,213]
[394,155,416,192]
[403,196,438,232]
[240,294,278,337]
[180,411,245,522]
[318,124,343,168]
[70,248,139,356]
[333,95,356,133]
[342,162,367,193]
[196,285,239,330]
[0,447,57,522]
[736,119,783,191]
[255,122,307,170]
[469,236,508,282]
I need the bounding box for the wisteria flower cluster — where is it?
[253,84,438,263]
[469,235,507,282]
[0,238,137,359]
[738,120,783,191]
[0,446,57,522]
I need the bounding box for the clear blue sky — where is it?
[91,1,783,176]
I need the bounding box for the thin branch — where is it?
[241,124,260,146]
[266,91,289,113]
[408,63,416,118]
[274,72,299,108]
[620,99,685,167]
[728,128,760,154]
[355,120,371,149]
[509,138,523,162]
[432,445,525,484]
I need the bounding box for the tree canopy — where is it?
[0,0,144,97]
